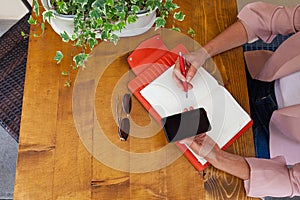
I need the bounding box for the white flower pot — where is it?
[41,0,157,38]
[114,10,156,37]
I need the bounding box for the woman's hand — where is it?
[179,133,220,163]
[172,48,210,90]
[180,107,219,161]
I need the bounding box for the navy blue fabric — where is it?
[243,34,292,52]
[246,69,277,159]
[243,34,292,158]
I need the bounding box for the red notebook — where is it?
[127,35,253,171]
[127,34,170,75]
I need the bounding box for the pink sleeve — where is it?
[244,156,300,198]
[238,2,300,43]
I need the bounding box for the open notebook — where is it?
[140,66,252,166]
[127,35,252,170]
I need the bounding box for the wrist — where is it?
[202,43,214,58]
[203,145,222,166]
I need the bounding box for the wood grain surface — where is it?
[14,0,257,199]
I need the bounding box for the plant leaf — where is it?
[21,31,30,38]
[117,10,126,20]
[188,27,195,37]
[155,17,166,30]
[106,0,114,7]
[117,21,126,30]
[33,0,40,16]
[92,0,106,10]
[54,51,63,64]
[110,34,119,45]
[90,9,101,19]
[41,23,45,34]
[43,10,55,23]
[60,31,70,42]
[174,11,185,21]
[71,33,78,41]
[61,71,68,76]
[112,24,120,31]
[131,5,140,14]
[64,80,71,87]
[171,26,181,32]
[56,1,68,14]
[127,15,137,24]
[73,53,89,68]
[88,37,98,49]
[21,31,27,37]
[165,0,179,11]
[76,0,88,7]
[145,0,161,11]
[28,15,37,25]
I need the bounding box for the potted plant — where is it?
[25,0,191,86]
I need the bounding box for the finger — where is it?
[172,71,184,90]
[183,108,188,112]
[174,64,193,89]
[194,133,206,141]
[174,67,186,82]
[185,59,191,67]
[186,66,197,83]
[189,106,194,111]
[174,60,188,82]
[192,134,207,147]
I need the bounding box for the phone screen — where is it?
[161,108,211,142]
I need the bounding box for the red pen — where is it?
[179,52,188,98]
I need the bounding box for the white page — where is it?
[140,66,251,165]
[140,66,219,118]
[186,88,251,164]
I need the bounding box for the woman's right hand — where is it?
[179,133,220,163]
[172,48,210,90]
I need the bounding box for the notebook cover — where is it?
[127,38,253,171]
[127,34,170,75]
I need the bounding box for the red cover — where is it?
[127,35,170,75]
[127,36,253,171]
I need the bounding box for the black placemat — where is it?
[0,13,30,142]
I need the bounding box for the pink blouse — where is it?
[237,2,300,198]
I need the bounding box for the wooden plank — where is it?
[92,53,131,200]
[52,72,92,199]
[14,21,60,199]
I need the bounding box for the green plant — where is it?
[27,0,192,86]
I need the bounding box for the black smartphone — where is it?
[161,108,211,142]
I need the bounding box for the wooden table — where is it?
[14,0,256,199]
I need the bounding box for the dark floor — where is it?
[0,19,18,200]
